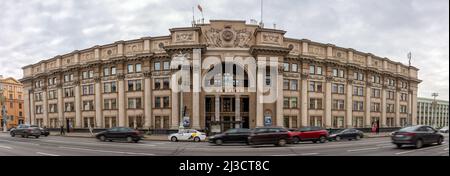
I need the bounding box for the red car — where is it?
[288,126,329,144]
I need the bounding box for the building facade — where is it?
[0,76,25,129]
[417,98,449,128]
[20,20,421,132]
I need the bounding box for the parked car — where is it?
[209,128,251,145]
[328,129,364,141]
[10,124,41,138]
[392,125,444,149]
[169,129,207,142]
[95,127,144,143]
[30,125,50,137]
[247,127,291,147]
[439,126,449,133]
[288,126,329,144]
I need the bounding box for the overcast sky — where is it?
[0,0,448,100]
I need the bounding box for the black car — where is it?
[10,124,41,138]
[95,127,144,143]
[392,125,444,149]
[209,128,251,145]
[328,129,364,141]
[247,127,291,147]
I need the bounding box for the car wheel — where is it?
[35,136,40,139]
[415,139,423,149]
[292,137,300,144]
[319,136,326,143]
[24,134,29,138]
[277,139,287,147]
[126,136,133,143]
[215,139,223,145]
[437,137,443,145]
[194,137,201,142]
[99,135,106,142]
[396,144,402,148]
[335,136,341,141]
[134,140,139,143]
[171,136,178,142]
[355,135,361,140]
[312,140,317,143]
[10,132,15,137]
[108,139,113,142]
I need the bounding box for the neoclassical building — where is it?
[20,20,421,132]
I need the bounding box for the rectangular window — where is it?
[401,93,408,101]
[353,101,364,111]
[316,66,322,75]
[154,79,161,89]
[83,101,94,111]
[333,69,338,77]
[283,80,289,90]
[128,80,142,91]
[103,82,117,93]
[284,97,290,109]
[127,64,134,73]
[163,78,170,89]
[387,104,395,113]
[309,65,315,74]
[49,104,57,113]
[290,80,298,91]
[111,67,116,75]
[89,70,94,78]
[135,64,142,73]
[332,100,345,110]
[400,105,407,113]
[291,64,298,72]
[104,67,110,76]
[163,61,170,70]
[48,90,57,100]
[64,88,74,97]
[82,85,94,95]
[82,71,88,79]
[309,98,323,110]
[103,99,117,110]
[371,103,381,112]
[283,62,289,72]
[290,97,298,109]
[154,62,161,71]
[65,102,74,112]
[332,116,345,128]
[371,89,381,98]
[352,116,364,128]
[155,97,161,108]
[35,105,43,114]
[128,98,142,109]
[163,97,170,108]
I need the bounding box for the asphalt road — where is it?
[0,132,448,156]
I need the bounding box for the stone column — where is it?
[144,73,152,129]
[381,86,387,127]
[118,75,126,127]
[94,78,102,128]
[27,89,34,125]
[395,88,401,127]
[346,80,353,128]
[42,90,48,127]
[233,95,240,128]
[411,88,418,126]
[325,76,332,128]
[256,62,264,127]
[192,49,201,129]
[301,73,308,127]
[75,82,81,128]
[215,95,220,122]
[276,65,284,127]
[171,91,179,129]
[57,85,64,127]
[365,84,371,127]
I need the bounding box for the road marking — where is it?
[36,152,60,156]
[444,148,448,151]
[137,144,156,147]
[395,145,447,155]
[0,145,12,150]
[59,146,155,156]
[347,147,379,152]
[301,153,319,156]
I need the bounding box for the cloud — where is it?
[0,0,448,100]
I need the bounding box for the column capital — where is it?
[347,79,354,85]
[325,76,333,82]
[301,73,309,79]
[117,74,126,80]
[144,71,152,78]
[94,77,102,83]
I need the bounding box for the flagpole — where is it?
[192,6,195,26]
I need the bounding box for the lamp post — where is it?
[432,93,439,128]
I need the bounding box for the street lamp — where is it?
[432,93,439,128]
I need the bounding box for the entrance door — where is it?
[242,116,249,129]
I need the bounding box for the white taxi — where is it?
[168,129,207,142]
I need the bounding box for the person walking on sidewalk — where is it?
[376,120,380,134]
[60,125,65,136]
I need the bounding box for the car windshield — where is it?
[399,126,420,132]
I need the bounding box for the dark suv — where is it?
[247,127,291,147]
[96,127,144,143]
[10,124,41,138]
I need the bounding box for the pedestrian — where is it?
[376,120,380,134]
[88,125,93,136]
[371,122,376,133]
[60,125,65,136]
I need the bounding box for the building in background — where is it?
[417,97,449,128]
[20,20,421,131]
[0,75,25,129]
